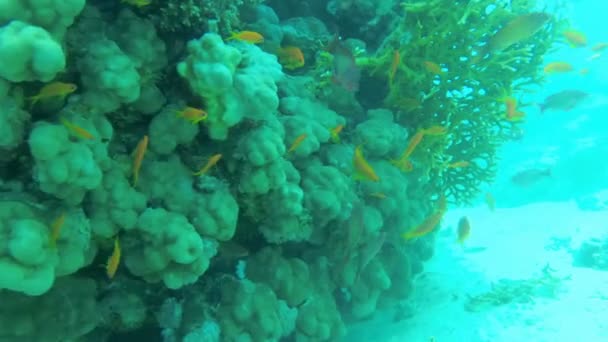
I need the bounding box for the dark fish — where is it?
[511,168,551,186]
[354,231,386,282]
[457,216,471,244]
[539,90,589,113]
[328,37,361,92]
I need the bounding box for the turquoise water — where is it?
[1,1,607,341]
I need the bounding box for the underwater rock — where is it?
[573,238,608,270]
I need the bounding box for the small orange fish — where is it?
[176,106,207,124]
[391,158,414,172]
[277,46,305,70]
[28,82,77,107]
[60,117,95,140]
[368,192,387,199]
[423,61,443,75]
[421,125,448,136]
[591,42,608,52]
[447,161,470,168]
[456,216,471,244]
[288,133,307,153]
[330,125,344,143]
[579,68,589,75]
[49,213,65,247]
[106,237,121,279]
[402,130,425,158]
[121,0,151,7]
[563,29,587,47]
[485,192,496,211]
[402,209,444,240]
[132,135,148,186]
[389,50,401,86]
[503,97,525,122]
[394,97,421,112]
[226,31,264,44]
[402,196,447,240]
[543,62,574,74]
[391,130,424,172]
[353,145,380,182]
[193,153,222,176]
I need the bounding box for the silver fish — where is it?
[540,90,588,113]
[511,168,551,186]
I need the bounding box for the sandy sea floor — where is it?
[345,201,608,342]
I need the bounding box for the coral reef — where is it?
[0,0,562,340]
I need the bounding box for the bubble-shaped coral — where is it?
[0,21,66,82]
[29,122,103,205]
[248,247,313,307]
[178,33,282,140]
[124,208,218,289]
[301,160,356,231]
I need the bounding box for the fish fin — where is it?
[352,171,365,181]
[27,95,41,108]
[531,102,544,114]
[226,32,237,41]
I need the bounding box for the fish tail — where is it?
[27,95,41,108]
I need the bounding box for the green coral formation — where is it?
[0,0,566,340]
[464,266,568,312]
[354,0,565,203]
[156,0,267,36]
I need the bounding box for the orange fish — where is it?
[402,195,447,240]
[28,82,77,107]
[485,192,496,211]
[49,213,65,247]
[394,97,422,112]
[591,42,608,52]
[106,237,121,279]
[277,46,305,70]
[504,96,525,122]
[403,130,425,158]
[132,135,148,186]
[563,29,587,47]
[176,106,207,124]
[402,209,445,240]
[391,130,424,172]
[122,0,151,6]
[421,125,448,136]
[194,153,222,176]
[368,192,387,199]
[226,31,264,44]
[543,62,574,74]
[288,133,307,153]
[353,145,379,182]
[579,68,589,75]
[456,216,471,244]
[60,117,95,140]
[389,49,401,86]
[447,161,470,168]
[330,125,344,143]
[423,61,443,75]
